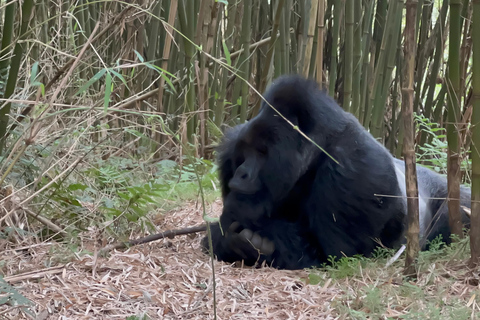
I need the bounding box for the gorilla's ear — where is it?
[221,122,248,135]
[220,123,232,134]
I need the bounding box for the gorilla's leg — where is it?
[422,185,471,247]
[393,158,471,248]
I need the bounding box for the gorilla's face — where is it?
[227,116,313,203]
[227,140,267,195]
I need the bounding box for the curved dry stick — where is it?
[100,224,207,255]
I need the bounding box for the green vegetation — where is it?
[0,276,33,317]
[1,142,220,240]
[308,236,477,319]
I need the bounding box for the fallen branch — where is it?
[4,265,65,283]
[386,244,406,267]
[100,224,207,255]
[24,207,67,237]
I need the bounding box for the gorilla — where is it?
[202,75,471,270]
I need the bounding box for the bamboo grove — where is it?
[0,1,480,264]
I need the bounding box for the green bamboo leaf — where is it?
[28,63,45,96]
[128,194,141,205]
[67,183,88,191]
[125,128,147,138]
[222,40,231,65]
[141,195,155,203]
[141,64,176,92]
[74,69,107,96]
[144,64,177,78]
[143,63,155,72]
[31,81,45,96]
[104,72,112,111]
[110,70,128,86]
[30,61,39,83]
[117,192,131,201]
[134,50,145,62]
[161,73,176,93]
[106,208,122,216]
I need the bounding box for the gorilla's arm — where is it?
[203,220,321,270]
[202,221,273,266]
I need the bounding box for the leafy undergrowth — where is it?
[2,145,220,240]
[1,199,479,319]
[44,155,219,234]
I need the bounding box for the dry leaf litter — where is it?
[1,200,343,319]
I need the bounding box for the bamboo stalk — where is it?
[215,1,237,125]
[402,0,420,278]
[460,1,473,107]
[252,0,285,117]
[275,0,290,77]
[328,0,343,97]
[207,1,222,124]
[316,0,325,84]
[447,0,463,238]
[373,0,387,64]
[303,0,319,77]
[343,0,353,111]
[413,1,431,115]
[394,32,404,159]
[181,0,197,142]
[157,0,178,115]
[143,0,163,90]
[230,2,245,123]
[253,0,269,108]
[422,0,449,121]
[0,0,34,154]
[0,0,15,80]
[239,0,252,123]
[358,0,375,123]
[419,0,448,149]
[283,0,292,72]
[351,0,361,116]
[470,0,480,267]
[196,0,214,155]
[296,0,306,74]
[368,0,401,137]
[389,36,402,155]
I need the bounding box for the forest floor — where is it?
[2,200,480,319]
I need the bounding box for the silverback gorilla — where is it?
[202,75,471,270]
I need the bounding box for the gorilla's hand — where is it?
[228,222,275,258]
[202,221,275,264]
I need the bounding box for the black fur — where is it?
[202,75,471,270]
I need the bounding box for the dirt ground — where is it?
[1,200,341,319]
